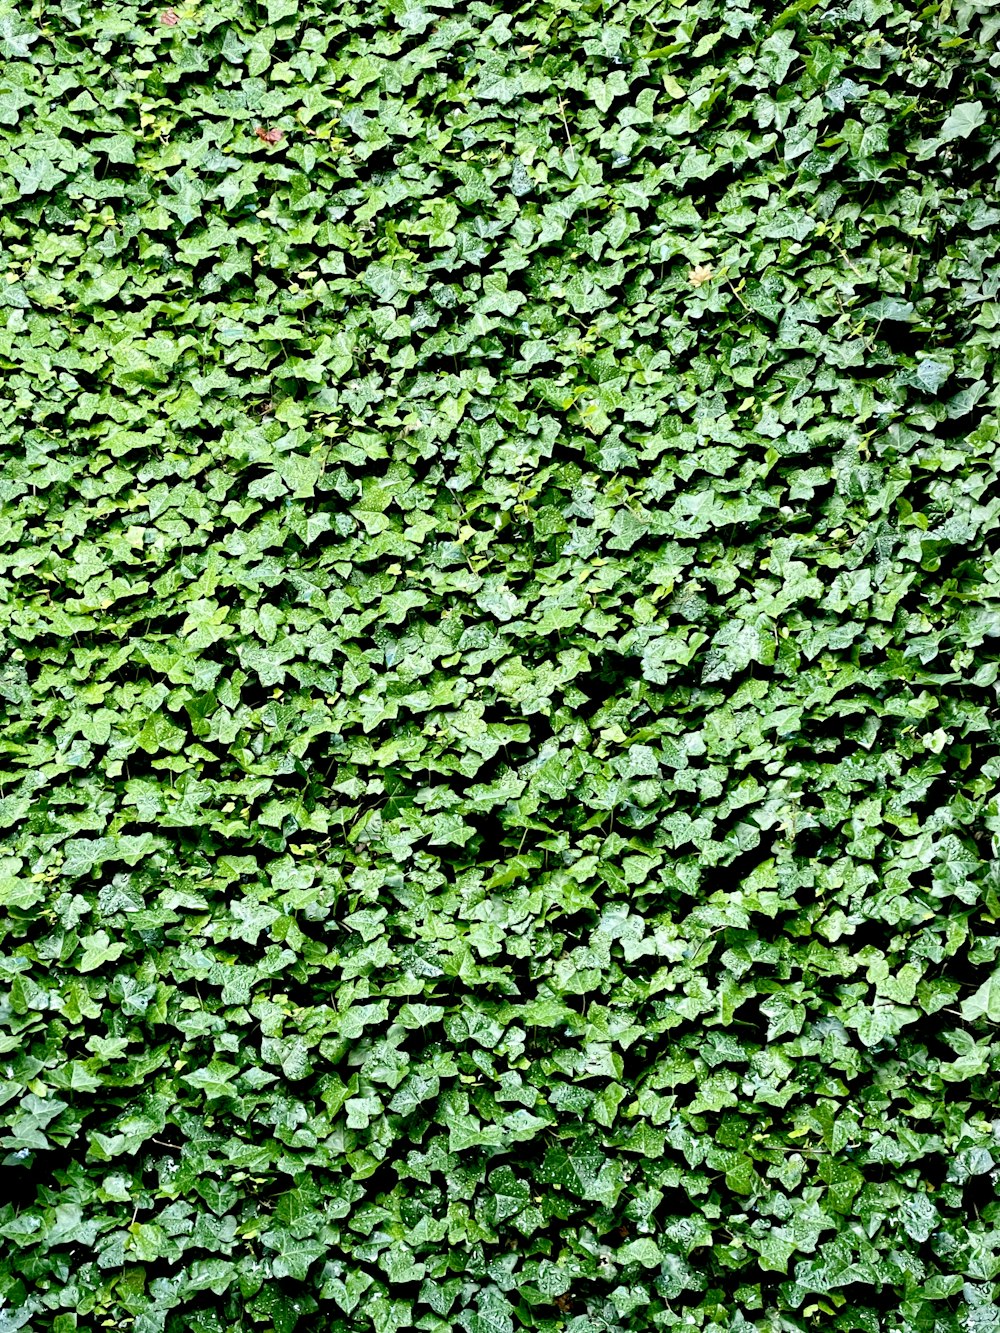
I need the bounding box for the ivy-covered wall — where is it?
[2,0,1000,1330]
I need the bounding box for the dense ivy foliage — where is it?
[2,0,1000,1329]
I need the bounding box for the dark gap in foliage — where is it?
[572,651,645,718]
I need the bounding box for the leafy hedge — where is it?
[2,0,1000,1329]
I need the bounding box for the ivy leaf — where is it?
[78,931,125,973]
[11,154,66,196]
[939,101,987,142]
[262,1231,326,1281]
[962,972,1000,1023]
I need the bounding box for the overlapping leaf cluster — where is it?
[2,0,1000,1328]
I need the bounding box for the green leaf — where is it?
[962,971,1000,1023]
[939,101,987,142]
[77,930,125,973]
[266,0,299,22]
